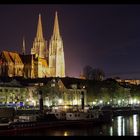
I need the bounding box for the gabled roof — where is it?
[2,51,14,64]
[1,51,23,65]
[0,77,22,87]
[9,52,23,64]
[60,77,86,89]
[6,77,87,89]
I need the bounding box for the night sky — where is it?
[0,4,140,79]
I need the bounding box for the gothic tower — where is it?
[22,37,26,55]
[31,14,49,78]
[49,11,65,77]
[31,14,47,58]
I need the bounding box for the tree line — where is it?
[82,65,140,106]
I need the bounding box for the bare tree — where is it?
[83,65,93,80]
[92,68,105,81]
[83,66,105,81]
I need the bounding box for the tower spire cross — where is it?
[36,14,44,39]
[53,11,60,38]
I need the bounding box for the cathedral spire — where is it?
[49,11,65,77]
[22,37,26,55]
[31,13,46,59]
[53,11,60,38]
[36,14,43,39]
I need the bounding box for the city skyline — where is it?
[0,4,140,79]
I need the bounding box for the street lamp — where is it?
[45,97,50,107]
[99,100,103,104]
[133,99,137,104]
[118,100,121,106]
[93,101,96,105]
[51,79,56,106]
[58,99,63,105]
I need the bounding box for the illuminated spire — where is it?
[36,14,43,39]
[22,37,26,55]
[31,13,46,59]
[53,11,60,38]
[49,11,65,77]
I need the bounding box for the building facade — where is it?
[116,79,140,85]
[0,78,87,108]
[39,78,87,107]
[0,51,24,77]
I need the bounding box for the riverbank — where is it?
[0,117,112,136]
[111,107,140,116]
[1,106,140,135]
[1,114,139,136]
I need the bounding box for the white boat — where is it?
[65,111,99,120]
[13,115,37,123]
[46,111,66,120]
[45,108,99,121]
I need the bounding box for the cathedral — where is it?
[0,12,65,78]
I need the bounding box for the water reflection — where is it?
[110,126,113,136]
[116,116,125,136]
[111,114,139,136]
[64,131,68,136]
[15,114,140,136]
[123,117,125,136]
[133,115,138,136]
[117,116,122,136]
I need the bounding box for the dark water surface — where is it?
[14,114,140,136]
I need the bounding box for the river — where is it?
[13,114,140,136]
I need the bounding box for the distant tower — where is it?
[31,14,47,58]
[49,11,65,77]
[22,37,26,55]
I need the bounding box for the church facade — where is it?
[0,12,65,78]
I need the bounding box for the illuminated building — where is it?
[116,79,140,85]
[0,51,24,77]
[41,78,87,107]
[0,79,28,105]
[49,12,65,77]
[0,12,65,78]
[0,78,87,108]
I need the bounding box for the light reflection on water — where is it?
[116,116,125,136]
[110,114,139,136]
[123,117,125,136]
[64,131,68,136]
[110,126,113,136]
[16,114,140,136]
[133,115,138,136]
[117,116,122,136]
